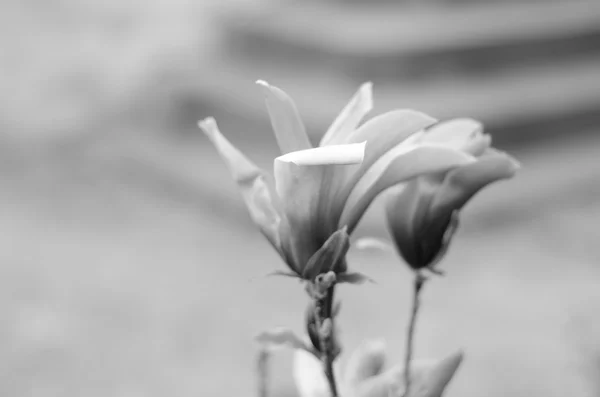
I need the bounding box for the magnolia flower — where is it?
[199,81,474,280]
[385,119,520,271]
[293,339,463,397]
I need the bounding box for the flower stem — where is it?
[256,346,270,397]
[403,272,426,396]
[314,285,339,397]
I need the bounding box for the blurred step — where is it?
[191,54,600,146]
[219,1,600,81]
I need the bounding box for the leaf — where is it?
[321,82,373,146]
[199,118,283,251]
[255,327,312,352]
[337,272,375,285]
[256,80,312,155]
[266,270,301,279]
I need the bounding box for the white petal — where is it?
[321,82,373,146]
[293,349,331,397]
[353,237,394,253]
[276,142,366,167]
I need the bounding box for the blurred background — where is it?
[2,0,600,396]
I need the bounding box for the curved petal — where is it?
[320,82,373,146]
[277,142,366,166]
[344,339,387,387]
[402,351,464,397]
[199,118,283,251]
[421,118,491,156]
[352,366,403,397]
[326,110,438,232]
[384,179,435,269]
[302,226,350,280]
[340,145,475,234]
[423,118,483,145]
[293,349,330,397]
[423,210,460,269]
[274,143,366,270]
[257,80,312,154]
[427,149,520,223]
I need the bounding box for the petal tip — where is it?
[256,79,269,88]
[365,338,387,353]
[198,117,218,136]
[360,81,373,100]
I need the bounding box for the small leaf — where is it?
[255,327,312,352]
[337,272,375,285]
[267,270,301,279]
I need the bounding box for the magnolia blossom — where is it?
[199,81,475,280]
[385,119,520,271]
[293,339,463,397]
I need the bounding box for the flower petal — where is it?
[273,143,366,268]
[325,110,439,235]
[293,349,331,397]
[199,118,283,252]
[403,351,464,397]
[423,118,482,146]
[421,118,491,156]
[302,226,350,280]
[353,237,394,253]
[340,145,475,234]
[277,142,366,166]
[320,82,373,146]
[255,327,313,353]
[257,80,312,154]
[384,181,425,268]
[352,366,403,397]
[344,339,387,387]
[427,149,520,222]
[425,210,460,269]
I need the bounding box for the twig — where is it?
[403,272,426,396]
[256,346,270,397]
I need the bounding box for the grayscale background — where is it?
[2,0,600,396]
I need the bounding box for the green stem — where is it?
[404,272,426,396]
[314,285,339,397]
